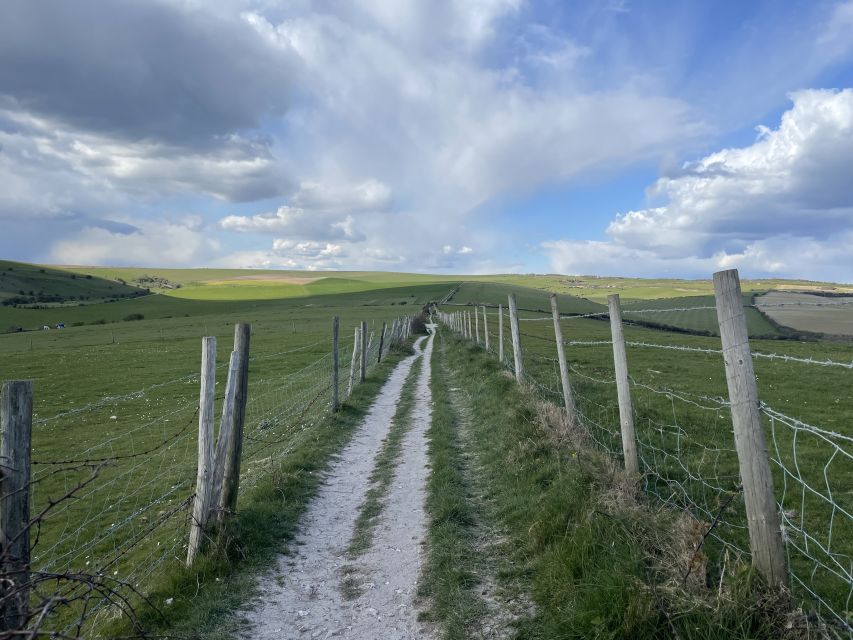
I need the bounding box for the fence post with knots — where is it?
[188,337,216,566]
[0,380,32,632]
[713,268,787,586]
[216,323,251,528]
[607,294,640,477]
[550,294,578,428]
[508,293,524,383]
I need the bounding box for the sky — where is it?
[1,0,852,281]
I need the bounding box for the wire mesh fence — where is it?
[0,312,420,636]
[436,297,853,635]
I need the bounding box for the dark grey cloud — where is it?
[0,0,298,146]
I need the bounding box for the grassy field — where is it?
[0,280,448,635]
[756,291,853,337]
[437,289,853,632]
[2,261,851,634]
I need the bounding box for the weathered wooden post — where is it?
[498,304,504,362]
[378,321,387,363]
[216,323,250,527]
[0,381,32,632]
[475,308,480,344]
[188,337,216,566]
[607,295,639,477]
[482,305,489,352]
[508,294,524,382]
[713,269,786,586]
[348,327,360,397]
[466,310,472,340]
[550,295,578,427]
[210,350,237,526]
[332,317,340,411]
[360,321,368,382]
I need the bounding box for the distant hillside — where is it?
[0,260,147,307]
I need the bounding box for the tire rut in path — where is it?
[243,331,435,640]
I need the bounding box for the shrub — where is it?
[123,313,144,321]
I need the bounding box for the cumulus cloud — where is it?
[543,89,853,281]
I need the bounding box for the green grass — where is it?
[439,280,853,632]
[105,348,412,639]
[418,334,483,638]
[346,353,421,558]
[435,333,808,639]
[0,283,445,636]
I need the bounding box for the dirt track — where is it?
[244,331,435,639]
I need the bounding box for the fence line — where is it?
[0,310,425,636]
[433,274,853,634]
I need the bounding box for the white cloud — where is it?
[543,89,853,281]
[51,219,218,267]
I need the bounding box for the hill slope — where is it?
[0,260,146,307]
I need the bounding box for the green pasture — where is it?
[0,281,448,634]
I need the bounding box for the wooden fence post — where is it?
[216,323,250,527]
[467,310,472,340]
[332,317,340,411]
[360,321,368,382]
[0,381,32,632]
[188,337,216,566]
[475,308,480,344]
[210,350,237,527]
[607,295,639,477]
[348,327,360,397]
[550,294,578,427]
[498,304,504,363]
[713,269,786,586]
[482,305,490,352]
[378,321,386,363]
[508,294,524,382]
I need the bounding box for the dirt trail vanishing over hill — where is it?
[244,331,435,640]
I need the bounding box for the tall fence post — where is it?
[0,381,32,632]
[216,323,250,527]
[210,350,237,527]
[508,294,524,383]
[188,337,216,566]
[498,304,504,363]
[607,295,639,477]
[550,294,578,427]
[348,327,360,397]
[713,269,786,586]
[360,321,368,382]
[482,305,489,352]
[332,316,340,411]
[467,310,472,340]
[378,321,386,363]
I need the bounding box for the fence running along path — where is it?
[434,268,853,635]
[0,312,422,636]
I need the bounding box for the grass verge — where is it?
[106,349,410,639]
[434,332,809,640]
[417,332,483,638]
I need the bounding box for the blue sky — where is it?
[1,0,852,281]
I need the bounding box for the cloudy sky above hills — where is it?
[1,0,852,280]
